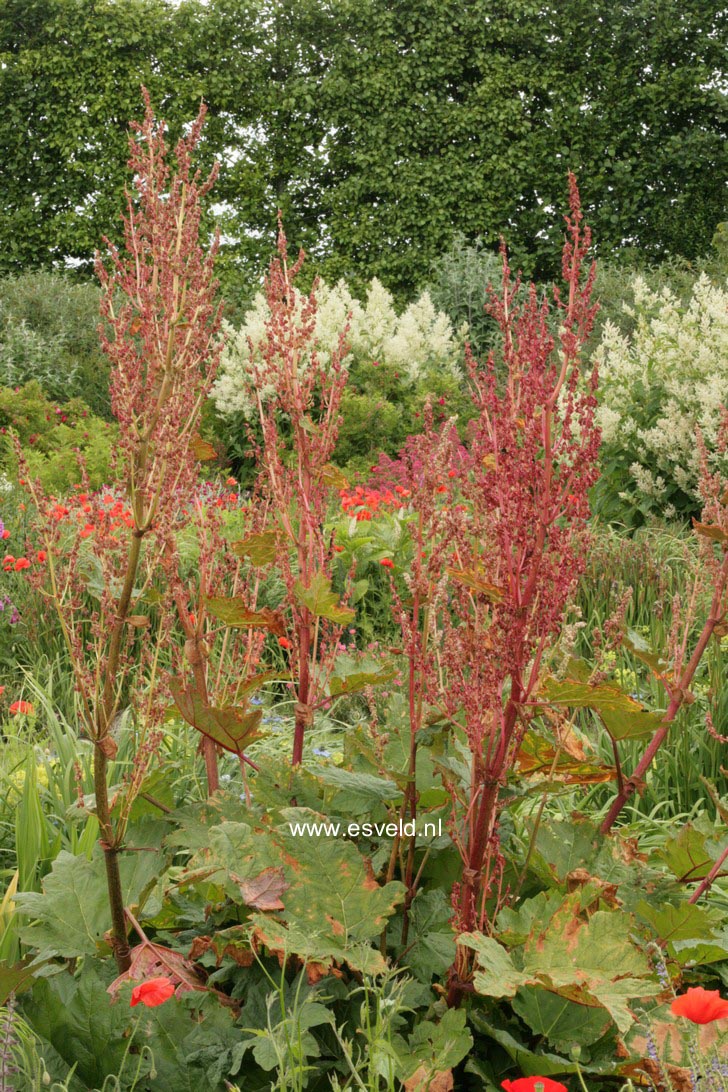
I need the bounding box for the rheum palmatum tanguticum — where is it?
[429,177,601,1003]
[22,91,222,972]
[247,228,352,767]
[599,414,728,837]
[165,494,271,800]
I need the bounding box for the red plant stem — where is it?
[688,844,728,904]
[400,582,422,946]
[172,584,220,794]
[600,551,728,835]
[292,613,312,766]
[94,529,145,974]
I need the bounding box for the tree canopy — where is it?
[1,0,725,296]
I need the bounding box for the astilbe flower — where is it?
[427,176,601,1000]
[247,225,351,765]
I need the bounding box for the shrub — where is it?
[0,271,111,416]
[0,381,115,492]
[426,232,506,359]
[593,273,728,524]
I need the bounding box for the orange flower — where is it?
[129,977,175,1008]
[9,701,34,716]
[79,524,95,539]
[278,636,292,649]
[671,987,728,1024]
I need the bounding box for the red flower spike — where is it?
[502,1079,569,1092]
[129,977,175,1008]
[671,988,728,1024]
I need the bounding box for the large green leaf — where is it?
[464,894,660,1034]
[170,678,263,754]
[512,987,612,1051]
[20,966,129,1089]
[654,817,728,883]
[230,530,278,566]
[315,766,402,814]
[636,899,727,964]
[329,665,396,697]
[204,596,285,635]
[394,1009,473,1084]
[622,629,670,676]
[392,888,456,983]
[18,828,166,962]
[183,813,405,976]
[468,1010,620,1078]
[293,571,355,624]
[539,675,663,740]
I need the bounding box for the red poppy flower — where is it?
[9,701,34,716]
[14,558,31,571]
[379,558,395,569]
[0,529,10,539]
[37,551,47,563]
[129,977,175,1008]
[671,987,728,1024]
[502,1079,568,1092]
[278,637,292,650]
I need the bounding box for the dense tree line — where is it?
[1,0,726,297]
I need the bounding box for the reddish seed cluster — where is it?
[339,484,410,521]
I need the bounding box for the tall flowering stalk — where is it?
[371,410,464,939]
[429,178,601,1002]
[249,228,351,766]
[23,92,222,972]
[164,494,270,799]
[600,416,728,836]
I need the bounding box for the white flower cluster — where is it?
[211,278,462,420]
[595,273,728,509]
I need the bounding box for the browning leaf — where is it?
[237,867,288,910]
[169,678,263,754]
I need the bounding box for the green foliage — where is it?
[2,1,725,298]
[17,825,166,963]
[426,234,505,360]
[0,271,110,415]
[0,381,116,491]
